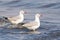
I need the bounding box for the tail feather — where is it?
[3,16,11,23]
[3,16,8,20]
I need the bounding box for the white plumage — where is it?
[22,13,41,31]
[6,10,25,25]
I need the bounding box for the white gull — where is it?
[5,10,26,25]
[3,10,26,28]
[22,13,42,31]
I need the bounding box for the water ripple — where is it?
[1,0,21,5]
[1,1,60,9]
[37,2,60,8]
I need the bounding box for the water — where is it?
[0,0,60,40]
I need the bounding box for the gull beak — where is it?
[40,14,43,17]
[24,11,27,14]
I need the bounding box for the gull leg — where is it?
[33,29,36,32]
[12,24,18,28]
[7,24,17,29]
[7,24,13,29]
[29,29,39,34]
[30,29,36,32]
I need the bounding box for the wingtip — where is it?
[3,16,8,20]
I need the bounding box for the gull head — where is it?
[36,13,42,18]
[19,10,26,14]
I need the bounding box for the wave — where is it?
[37,2,60,8]
[2,0,21,5]
[0,0,60,9]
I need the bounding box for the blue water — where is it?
[0,0,60,40]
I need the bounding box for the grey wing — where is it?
[23,21,38,27]
[8,16,20,21]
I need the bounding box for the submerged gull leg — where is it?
[7,24,17,29]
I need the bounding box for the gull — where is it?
[3,10,26,28]
[22,13,42,31]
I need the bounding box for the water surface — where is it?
[0,0,60,40]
